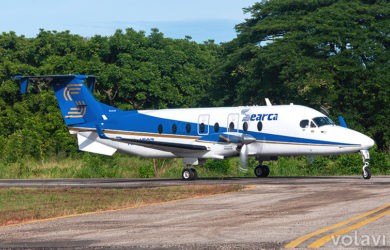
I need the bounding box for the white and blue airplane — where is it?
[14,75,375,180]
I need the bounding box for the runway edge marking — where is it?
[0,185,256,229]
[285,203,390,248]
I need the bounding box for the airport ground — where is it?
[1,176,390,249]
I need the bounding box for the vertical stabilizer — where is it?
[14,75,105,126]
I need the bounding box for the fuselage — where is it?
[69,104,375,160]
[14,75,376,179]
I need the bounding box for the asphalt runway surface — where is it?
[2,175,390,188]
[1,176,390,249]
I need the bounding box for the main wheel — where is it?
[261,165,270,177]
[191,168,198,179]
[254,166,263,177]
[182,169,193,180]
[254,165,270,178]
[363,168,371,180]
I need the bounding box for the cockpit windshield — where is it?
[312,117,335,127]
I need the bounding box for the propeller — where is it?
[239,144,249,172]
[218,132,256,172]
[238,134,256,172]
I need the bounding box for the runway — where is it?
[1,175,390,188]
[1,176,390,248]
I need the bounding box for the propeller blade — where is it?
[238,134,255,172]
[306,155,315,165]
[239,144,248,172]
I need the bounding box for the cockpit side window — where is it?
[310,121,317,128]
[312,117,335,127]
[300,120,309,128]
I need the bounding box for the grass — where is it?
[0,153,257,179]
[0,147,389,179]
[0,185,244,226]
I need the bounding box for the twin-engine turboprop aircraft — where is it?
[14,75,375,180]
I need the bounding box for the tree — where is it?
[0,28,220,159]
[213,0,390,149]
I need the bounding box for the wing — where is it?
[116,137,208,153]
[95,124,208,153]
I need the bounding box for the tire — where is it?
[363,168,371,180]
[254,166,263,178]
[261,165,270,178]
[191,168,198,179]
[182,169,192,180]
[255,165,270,178]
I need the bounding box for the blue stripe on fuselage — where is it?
[243,131,357,146]
[71,111,358,147]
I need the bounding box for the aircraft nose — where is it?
[361,135,375,150]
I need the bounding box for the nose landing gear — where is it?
[360,150,371,180]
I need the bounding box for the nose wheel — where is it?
[360,150,371,180]
[362,162,371,180]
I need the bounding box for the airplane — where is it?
[13,75,375,180]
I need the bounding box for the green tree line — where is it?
[0,0,389,166]
[0,28,219,160]
[212,0,390,150]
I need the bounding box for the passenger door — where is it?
[227,113,239,132]
[198,114,210,135]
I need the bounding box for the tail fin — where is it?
[14,75,107,126]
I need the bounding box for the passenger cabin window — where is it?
[199,123,205,133]
[214,123,219,133]
[257,121,263,131]
[300,120,309,128]
[158,124,163,134]
[186,123,191,133]
[229,122,234,132]
[243,122,248,132]
[172,124,177,134]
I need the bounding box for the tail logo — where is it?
[65,107,86,118]
[63,84,86,118]
[63,84,82,101]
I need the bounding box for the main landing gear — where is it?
[182,167,198,180]
[254,164,270,178]
[181,158,201,181]
[360,150,371,180]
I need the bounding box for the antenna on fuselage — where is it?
[265,98,272,106]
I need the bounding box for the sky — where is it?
[0,0,257,43]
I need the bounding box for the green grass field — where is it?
[0,146,389,179]
[0,185,243,226]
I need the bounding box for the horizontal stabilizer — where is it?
[13,75,96,94]
[77,133,117,156]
